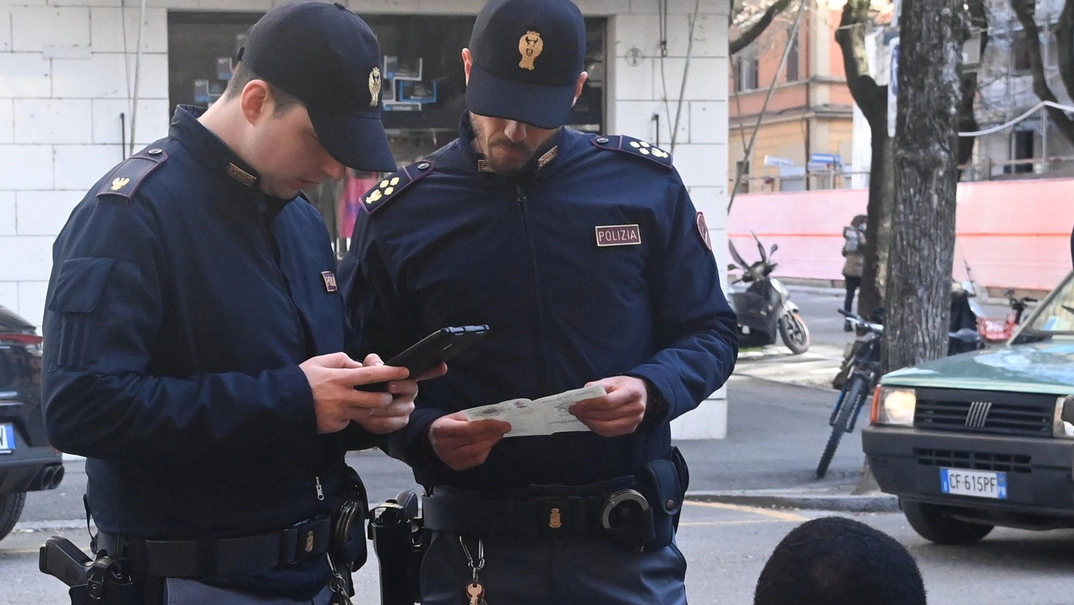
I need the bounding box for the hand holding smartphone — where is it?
[357,325,489,391]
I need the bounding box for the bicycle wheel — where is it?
[816,375,868,478]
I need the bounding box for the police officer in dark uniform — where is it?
[41,3,429,604]
[339,0,738,603]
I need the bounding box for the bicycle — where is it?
[817,306,985,478]
[816,309,883,478]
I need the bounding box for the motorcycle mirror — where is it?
[750,230,767,263]
[728,239,750,269]
[770,243,779,255]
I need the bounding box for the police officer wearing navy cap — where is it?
[41,3,434,604]
[339,0,738,602]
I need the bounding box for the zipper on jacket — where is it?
[315,476,325,501]
[513,182,553,389]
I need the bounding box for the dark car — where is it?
[0,304,63,541]
[863,271,1074,544]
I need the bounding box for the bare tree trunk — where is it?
[885,0,966,373]
[1011,0,1074,147]
[730,0,796,55]
[835,0,892,319]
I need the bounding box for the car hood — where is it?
[882,341,1074,396]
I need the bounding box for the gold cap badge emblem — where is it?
[369,67,382,107]
[110,177,130,191]
[518,31,544,70]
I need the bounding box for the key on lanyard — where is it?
[460,537,488,605]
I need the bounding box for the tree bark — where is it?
[730,0,796,55]
[835,0,891,319]
[885,0,966,373]
[1011,0,1074,147]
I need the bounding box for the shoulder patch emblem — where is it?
[590,135,672,169]
[362,160,435,215]
[96,148,168,202]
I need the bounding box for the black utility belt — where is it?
[422,487,655,548]
[95,515,332,578]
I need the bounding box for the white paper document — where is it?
[461,385,607,437]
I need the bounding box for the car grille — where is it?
[914,448,1032,473]
[913,388,1055,438]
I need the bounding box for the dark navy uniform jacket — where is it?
[340,118,738,492]
[42,106,368,598]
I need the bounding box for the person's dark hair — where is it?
[851,214,867,228]
[222,63,301,115]
[754,517,926,605]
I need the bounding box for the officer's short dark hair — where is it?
[223,63,300,115]
[754,517,927,605]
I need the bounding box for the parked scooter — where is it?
[727,233,811,354]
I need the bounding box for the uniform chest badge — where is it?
[595,224,642,247]
[321,271,338,292]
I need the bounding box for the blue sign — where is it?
[809,153,841,165]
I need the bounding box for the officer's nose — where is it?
[503,120,528,142]
[323,156,346,181]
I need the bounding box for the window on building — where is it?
[734,56,760,91]
[785,32,799,82]
[1009,129,1036,174]
[1011,30,1032,72]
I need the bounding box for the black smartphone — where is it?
[357,325,489,391]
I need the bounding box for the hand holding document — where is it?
[461,385,607,437]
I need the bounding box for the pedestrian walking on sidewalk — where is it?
[841,214,867,330]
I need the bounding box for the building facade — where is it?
[0,0,731,437]
[728,0,857,194]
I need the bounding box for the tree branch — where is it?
[1011,0,1074,146]
[730,0,796,55]
[1057,0,1074,104]
[835,0,886,129]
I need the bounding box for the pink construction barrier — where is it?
[728,178,1074,293]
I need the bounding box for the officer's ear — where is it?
[571,72,588,107]
[238,79,271,126]
[462,48,474,85]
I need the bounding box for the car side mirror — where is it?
[1061,396,1074,425]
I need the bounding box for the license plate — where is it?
[0,423,13,454]
[940,467,1007,499]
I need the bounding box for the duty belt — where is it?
[422,478,643,539]
[94,515,331,578]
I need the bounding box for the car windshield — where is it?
[1019,271,1074,337]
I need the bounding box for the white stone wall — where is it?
[0,0,729,436]
[0,0,169,320]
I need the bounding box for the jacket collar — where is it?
[457,113,563,183]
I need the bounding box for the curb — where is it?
[687,490,899,513]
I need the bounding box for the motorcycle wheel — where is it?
[816,374,868,478]
[778,311,811,354]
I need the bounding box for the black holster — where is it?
[39,536,141,605]
[368,490,425,605]
[636,447,690,550]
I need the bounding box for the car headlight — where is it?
[1052,395,1074,439]
[873,386,916,427]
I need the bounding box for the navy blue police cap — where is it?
[466,0,586,129]
[238,1,396,172]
